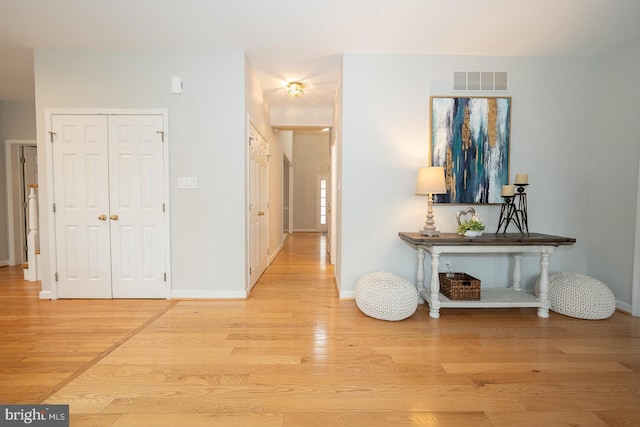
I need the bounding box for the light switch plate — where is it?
[177,177,197,189]
[171,76,183,94]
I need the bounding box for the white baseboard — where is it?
[39,290,54,299]
[616,300,632,314]
[0,260,8,267]
[293,229,318,233]
[335,276,355,299]
[339,290,355,299]
[39,289,248,300]
[171,290,248,299]
[269,242,283,264]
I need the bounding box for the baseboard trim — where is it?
[171,290,248,299]
[339,290,355,299]
[39,290,54,300]
[269,242,283,264]
[0,260,8,267]
[334,276,355,299]
[616,300,632,314]
[337,273,353,299]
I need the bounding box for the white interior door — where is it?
[108,115,166,298]
[52,115,113,298]
[249,123,269,288]
[51,113,167,298]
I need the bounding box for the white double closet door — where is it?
[51,113,167,298]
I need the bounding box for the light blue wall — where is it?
[0,104,4,263]
[34,50,248,297]
[1,101,36,140]
[589,37,640,309]
[0,101,37,264]
[339,54,599,299]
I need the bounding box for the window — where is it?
[319,178,327,226]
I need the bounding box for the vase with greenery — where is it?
[457,215,485,236]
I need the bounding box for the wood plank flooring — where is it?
[1,232,639,426]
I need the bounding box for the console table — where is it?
[398,232,576,319]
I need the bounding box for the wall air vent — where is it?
[453,71,508,91]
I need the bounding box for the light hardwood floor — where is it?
[1,233,639,426]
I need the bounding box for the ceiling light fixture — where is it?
[287,82,304,97]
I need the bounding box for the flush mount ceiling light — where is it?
[287,81,304,97]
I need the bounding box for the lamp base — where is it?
[420,228,441,236]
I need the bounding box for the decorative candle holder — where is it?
[496,195,524,233]
[514,184,529,234]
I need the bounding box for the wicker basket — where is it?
[439,273,481,301]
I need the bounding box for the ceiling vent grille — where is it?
[453,71,508,91]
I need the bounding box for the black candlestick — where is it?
[496,195,523,233]
[514,184,529,234]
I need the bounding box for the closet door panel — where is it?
[108,115,166,298]
[52,115,112,298]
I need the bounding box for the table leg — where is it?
[416,248,425,304]
[428,251,441,319]
[512,253,522,290]
[537,249,552,318]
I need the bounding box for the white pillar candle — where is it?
[515,174,528,184]
[502,185,514,196]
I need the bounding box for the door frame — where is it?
[44,109,171,300]
[4,139,37,266]
[282,155,293,237]
[330,138,337,265]
[632,154,640,317]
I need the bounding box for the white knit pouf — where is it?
[355,272,418,321]
[535,272,616,320]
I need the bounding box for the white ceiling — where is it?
[1,0,639,109]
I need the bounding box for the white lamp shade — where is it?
[415,167,446,195]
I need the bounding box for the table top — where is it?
[399,232,576,247]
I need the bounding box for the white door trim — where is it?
[330,139,337,265]
[283,154,293,236]
[4,139,37,266]
[632,155,640,317]
[43,108,171,300]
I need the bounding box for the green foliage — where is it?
[457,219,485,234]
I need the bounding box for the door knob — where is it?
[110,214,119,221]
[98,214,107,221]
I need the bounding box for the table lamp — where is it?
[415,167,446,236]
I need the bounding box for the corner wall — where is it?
[589,37,640,311]
[0,101,37,265]
[0,103,5,264]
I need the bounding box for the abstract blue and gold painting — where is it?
[431,96,511,204]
